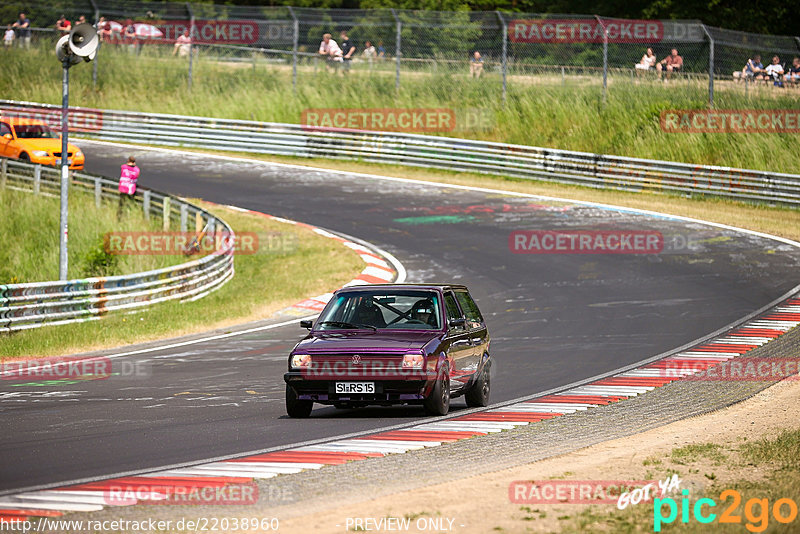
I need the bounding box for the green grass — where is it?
[0,187,184,283]
[0,200,364,358]
[2,43,799,172]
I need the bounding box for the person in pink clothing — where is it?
[117,156,140,219]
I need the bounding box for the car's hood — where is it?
[296,331,442,353]
[14,138,81,153]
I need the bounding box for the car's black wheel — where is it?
[18,152,30,162]
[465,362,490,408]
[285,385,313,418]
[424,365,450,416]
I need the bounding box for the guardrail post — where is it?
[1,159,7,190]
[180,203,188,232]
[208,217,216,236]
[391,9,401,91]
[143,190,151,220]
[162,196,171,230]
[288,7,299,93]
[33,165,41,195]
[496,11,508,104]
[700,24,715,108]
[195,211,203,233]
[94,178,101,207]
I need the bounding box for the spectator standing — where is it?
[12,13,31,49]
[77,15,87,25]
[117,156,140,219]
[765,55,784,86]
[123,19,137,54]
[340,31,356,73]
[656,48,683,80]
[56,15,71,36]
[318,33,342,71]
[173,29,191,57]
[377,40,385,61]
[363,40,376,67]
[634,48,657,75]
[470,51,484,78]
[4,25,14,48]
[785,57,800,86]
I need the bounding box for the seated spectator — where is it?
[363,40,377,66]
[77,15,87,26]
[656,48,683,80]
[318,33,343,71]
[785,56,800,85]
[635,48,657,74]
[173,29,191,57]
[56,15,71,35]
[4,25,14,48]
[470,50,484,78]
[733,54,764,82]
[765,55,784,86]
[123,19,137,53]
[96,17,111,42]
[377,40,386,60]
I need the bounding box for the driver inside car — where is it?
[410,299,437,327]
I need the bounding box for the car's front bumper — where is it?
[284,372,434,404]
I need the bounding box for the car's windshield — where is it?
[14,124,59,139]
[317,290,442,330]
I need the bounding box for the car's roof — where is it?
[336,283,468,292]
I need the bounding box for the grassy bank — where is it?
[2,44,799,172]
[0,201,364,358]
[0,187,185,283]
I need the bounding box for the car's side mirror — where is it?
[300,319,313,329]
[448,318,466,328]
[2,134,11,140]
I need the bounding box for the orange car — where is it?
[0,117,85,170]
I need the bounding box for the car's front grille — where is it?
[53,152,73,157]
[304,353,425,380]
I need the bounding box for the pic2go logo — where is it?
[654,489,798,532]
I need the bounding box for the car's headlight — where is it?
[31,150,49,157]
[402,353,424,369]
[290,354,312,368]
[74,150,83,157]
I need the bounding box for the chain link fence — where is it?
[2,2,800,107]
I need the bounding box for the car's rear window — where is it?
[14,124,59,139]
[317,290,442,330]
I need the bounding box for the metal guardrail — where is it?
[0,158,235,333]
[2,99,799,207]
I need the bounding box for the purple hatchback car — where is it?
[284,284,491,417]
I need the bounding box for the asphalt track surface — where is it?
[2,142,799,493]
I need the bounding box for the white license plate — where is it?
[335,382,375,394]
[56,159,72,165]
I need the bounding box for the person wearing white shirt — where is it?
[319,33,343,71]
[765,55,784,86]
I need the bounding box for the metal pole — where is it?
[594,15,607,105]
[288,7,298,93]
[391,9,401,90]
[90,1,99,89]
[186,3,194,91]
[59,60,70,280]
[496,11,507,104]
[701,24,714,108]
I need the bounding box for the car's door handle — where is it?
[470,337,482,345]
